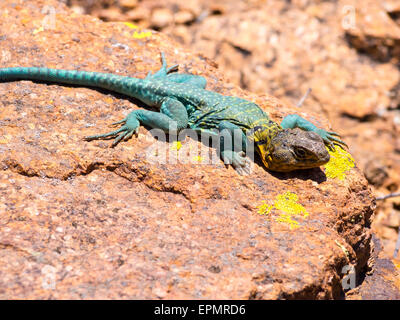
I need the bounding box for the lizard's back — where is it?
[150,79,270,131]
[0,66,271,132]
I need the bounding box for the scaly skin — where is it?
[0,53,347,174]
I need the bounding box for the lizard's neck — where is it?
[246,118,283,161]
[247,118,282,145]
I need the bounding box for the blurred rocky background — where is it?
[65,0,400,261]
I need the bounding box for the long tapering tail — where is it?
[0,67,143,97]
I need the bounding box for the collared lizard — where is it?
[0,53,347,174]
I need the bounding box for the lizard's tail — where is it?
[0,67,143,96]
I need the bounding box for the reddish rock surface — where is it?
[68,0,400,295]
[0,0,397,299]
[346,235,400,300]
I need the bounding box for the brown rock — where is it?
[150,8,174,29]
[346,236,400,300]
[0,0,385,299]
[69,5,86,15]
[125,7,151,25]
[99,7,127,21]
[383,0,400,12]
[175,10,195,25]
[66,0,400,286]
[120,0,138,9]
[364,160,389,187]
[341,0,400,62]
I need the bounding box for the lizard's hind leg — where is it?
[84,97,188,147]
[166,73,207,89]
[145,52,206,89]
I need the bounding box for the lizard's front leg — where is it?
[84,97,188,146]
[280,114,347,150]
[218,121,251,175]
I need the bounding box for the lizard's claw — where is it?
[109,119,126,127]
[228,151,252,175]
[84,113,140,147]
[315,129,348,151]
[166,64,179,74]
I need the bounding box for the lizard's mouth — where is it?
[259,128,330,172]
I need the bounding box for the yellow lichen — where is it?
[0,135,10,144]
[275,215,299,229]
[192,155,204,162]
[170,141,182,151]
[123,22,139,29]
[257,201,273,215]
[324,147,355,180]
[132,30,152,39]
[32,26,44,35]
[257,192,309,229]
[274,192,309,218]
[123,22,152,39]
[335,240,350,259]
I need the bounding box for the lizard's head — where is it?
[257,128,330,172]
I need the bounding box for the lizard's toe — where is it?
[166,64,179,74]
[110,118,127,127]
[232,151,252,175]
[330,136,348,149]
[235,166,244,175]
[316,128,348,151]
[84,127,125,141]
[85,113,140,146]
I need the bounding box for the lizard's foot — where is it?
[222,150,252,175]
[146,52,179,80]
[315,128,348,150]
[161,52,179,74]
[84,112,140,147]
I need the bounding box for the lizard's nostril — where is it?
[322,151,330,163]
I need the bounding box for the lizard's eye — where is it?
[294,147,307,158]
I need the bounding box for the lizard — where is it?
[0,52,347,174]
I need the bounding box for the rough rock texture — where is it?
[0,0,389,299]
[68,0,400,292]
[346,235,400,300]
[344,0,400,63]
